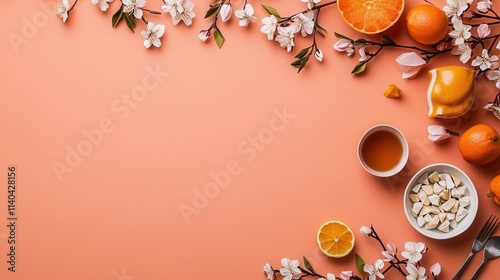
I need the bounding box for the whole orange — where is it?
[406,4,449,45]
[488,174,500,205]
[458,124,500,165]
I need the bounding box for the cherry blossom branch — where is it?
[277,0,337,24]
[68,0,79,13]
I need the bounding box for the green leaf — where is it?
[354,38,367,46]
[303,256,316,274]
[205,4,221,18]
[297,55,309,73]
[351,61,367,74]
[214,28,225,49]
[381,34,396,46]
[355,253,365,275]
[112,7,123,28]
[315,27,326,38]
[261,4,281,18]
[294,47,310,59]
[291,59,302,68]
[334,32,353,41]
[124,12,136,32]
[316,24,327,33]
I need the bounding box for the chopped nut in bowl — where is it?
[403,163,478,240]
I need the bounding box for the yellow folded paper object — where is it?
[384,84,401,98]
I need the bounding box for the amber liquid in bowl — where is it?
[361,130,403,172]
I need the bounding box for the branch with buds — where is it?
[264,225,441,280]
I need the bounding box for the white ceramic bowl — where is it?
[357,124,409,177]
[403,163,478,240]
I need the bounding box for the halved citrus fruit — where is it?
[316,220,355,258]
[337,0,405,34]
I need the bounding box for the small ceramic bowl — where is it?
[357,124,409,177]
[403,163,478,240]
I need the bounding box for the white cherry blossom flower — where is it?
[381,242,397,261]
[275,26,295,52]
[315,49,323,62]
[472,48,498,71]
[140,22,164,48]
[487,69,500,88]
[172,0,195,26]
[430,263,441,277]
[477,0,492,13]
[198,30,210,42]
[235,4,257,27]
[219,3,232,22]
[57,0,70,22]
[477,23,491,38]
[406,263,428,280]
[261,15,278,40]
[92,0,113,12]
[360,226,372,237]
[340,271,353,280]
[333,39,355,56]
[123,0,146,19]
[449,18,472,45]
[279,258,301,280]
[402,242,426,264]
[162,0,184,19]
[451,43,472,63]
[443,0,471,19]
[263,263,275,280]
[364,259,385,280]
[301,0,321,9]
[292,12,315,37]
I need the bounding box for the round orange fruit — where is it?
[406,4,449,45]
[488,175,500,205]
[337,0,405,35]
[316,220,355,258]
[458,124,500,165]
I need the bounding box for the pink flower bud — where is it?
[340,271,353,280]
[315,49,323,62]
[477,0,492,13]
[428,125,451,142]
[477,23,491,38]
[395,52,426,79]
[430,263,441,277]
[198,30,210,42]
[360,226,372,237]
[359,47,368,61]
[333,39,355,56]
[437,40,448,51]
[219,3,232,22]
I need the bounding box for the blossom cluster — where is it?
[263,225,441,280]
[56,0,197,48]
[198,1,258,48]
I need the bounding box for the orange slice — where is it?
[337,0,405,34]
[316,220,355,258]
